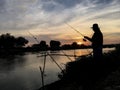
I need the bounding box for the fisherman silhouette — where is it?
[84,23,103,60]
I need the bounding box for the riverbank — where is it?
[39,45,120,90]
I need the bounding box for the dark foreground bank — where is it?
[39,45,120,90]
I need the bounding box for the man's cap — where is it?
[91,23,99,28]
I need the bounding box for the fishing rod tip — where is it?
[83,38,87,42]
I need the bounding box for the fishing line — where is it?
[27,31,40,44]
[66,23,93,56]
[61,50,73,61]
[66,23,85,37]
[27,31,64,72]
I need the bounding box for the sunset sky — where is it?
[0,0,120,45]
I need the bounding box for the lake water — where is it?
[0,48,115,90]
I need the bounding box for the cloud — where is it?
[0,0,119,45]
[0,0,37,30]
[25,33,63,44]
[40,0,82,10]
[0,0,119,35]
[85,10,120,21]
[79,0,120,23]
[103,32,120,44]
[0,0,6,13]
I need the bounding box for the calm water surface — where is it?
[0,48,114,90]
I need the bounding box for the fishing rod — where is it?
[27,31,40,44]
[66,23,87,42]
[27,31,65,89]
[47,52,64,74]
[26,32,46,86]
[61,50,73,61]
[66,23,94,56]
[27,31,64,72]
[66,23,85,37]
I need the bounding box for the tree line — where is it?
[31,40,87,51]
[0,33,116,52]
[0,33,86,51]
[0,33,28,49]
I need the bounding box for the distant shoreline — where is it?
[0,44,118,58]
[0,44,118,52]
[0,44,117,57]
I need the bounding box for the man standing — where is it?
[84,23,103,60]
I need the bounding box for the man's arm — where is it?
[84,36,92,42]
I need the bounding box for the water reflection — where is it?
[0,55,26,72]
[0,48,115,90]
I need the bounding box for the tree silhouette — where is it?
[50,40,61,50]
[15,37,28,47]
[0,33,28,49]
[71,42,79,49]
[0,33,15,49]
[39,40,48,51]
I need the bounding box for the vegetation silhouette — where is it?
[15,37,28,47]
[39,41,48,51]
[0,33,28,49]
[0,33,28,55]
[50,40,61,50]
[32,40,48,51]
[0,33,117,56]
